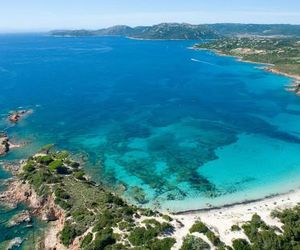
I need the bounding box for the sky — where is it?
[1,0,300,32]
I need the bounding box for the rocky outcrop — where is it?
[0,133,10,156]
[0,178,66,249]
[7,210,31,227]
[8,109,32,123]
[7,237,24,250]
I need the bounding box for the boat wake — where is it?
[191,58,219,67]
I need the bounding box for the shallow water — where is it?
[0,165,45,249]
[0,34,300,213]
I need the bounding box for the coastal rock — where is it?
[0,179,43,208]
[7,210,31,227]
[8,109,32,123]
[0,133,10,156]
[1,177,66,249]
[7,237,24,250]
[41,207,58,222]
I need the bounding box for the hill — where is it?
[51,23,221,40]
[50,23,300,40]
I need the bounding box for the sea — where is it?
[1,34,300,247]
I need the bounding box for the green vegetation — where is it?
[51,23,220,40]
[20,147,176,249]
[128,219,174,247]
[180,235,210,250]
[51,23,300,40]
[205,230,223,248]
[36,155,53,164]
[81,232,93,248]
[189,220,224,248]
[232,239,251,250]
[231,208,300,250]
[231,224,241,231]
[162,214,173,222]
[22,161,35,172]
[21,147,300,250]
[152,238,176,249]
[189,220,209,234]
[196,37,300,77]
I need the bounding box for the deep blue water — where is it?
[1,34,300,215]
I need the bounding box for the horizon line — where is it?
[1,21,300,34]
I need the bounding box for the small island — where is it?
[8,109,32,123]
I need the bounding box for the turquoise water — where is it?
[1,34,300,215]
[0,164,45,249]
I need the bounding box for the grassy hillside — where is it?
[196,37,300,77]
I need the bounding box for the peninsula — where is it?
[195,37,300,95]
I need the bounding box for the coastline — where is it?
[1,39,300,248]
[173,188,299,215]
[2,156,300,249]
[194,47,300,91]
[0,163,67,250]
[172,188,300,248]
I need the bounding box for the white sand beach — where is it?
[171,189,300,249]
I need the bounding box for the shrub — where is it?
[70,161,80,168]
[251,214,265,228]
[162,214,173,222]
[231,225,241,231]
[189,221,209,234]
[128,227,157,246]
[159,222,174,234]
[180,235,210,250]
[49,160,68,174]
[81,232,93,248]
[149,237,176,250]
[28,169,50,194]
[55,198,72,210]
[118,221,135,231]
[140,209,156,217]
[55,150,70,160]
[55,187,70,199]
[71,207,94,222]
[232,239,251,250]
[49,159,63,171]
[93,211,115,232]
[73,170,85,180]
[36,155,53,165]
[93,228,116,250]
[60,223,79,246]
[205,231,223,247]
[23,162,35,172]
[142,219,161,227]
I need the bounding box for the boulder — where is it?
[7,210,31,227]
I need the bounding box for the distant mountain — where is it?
[50,23,300,40]
[50,23,221,40]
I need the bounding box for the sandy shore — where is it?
[171,188,300,249]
